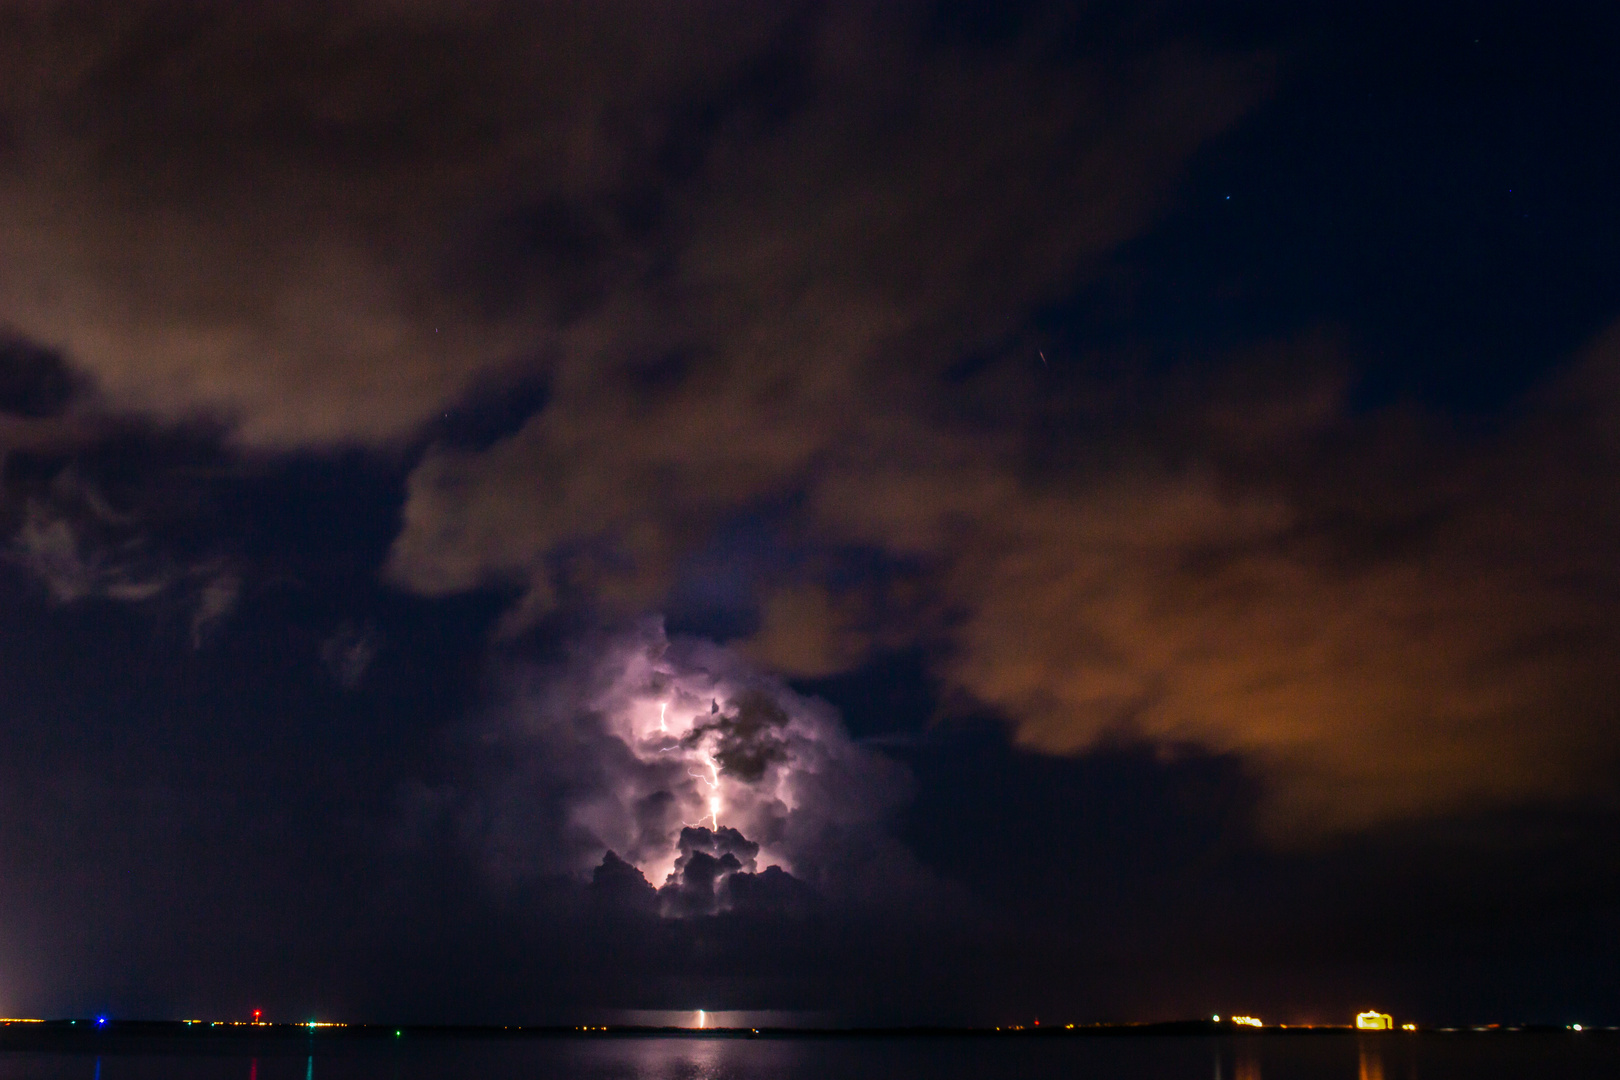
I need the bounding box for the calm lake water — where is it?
[1,1034,1616,1080]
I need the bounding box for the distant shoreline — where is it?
[0,1019,1611,1049]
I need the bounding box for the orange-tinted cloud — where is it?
[33,4,1613,840]
[383,17,1260,612]
[0,2,806,444]
[812,331,1620,837]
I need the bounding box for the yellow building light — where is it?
[1356,1011,1393,1030]
[1233,1016,1262,1027]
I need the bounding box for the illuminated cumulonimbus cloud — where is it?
[496,619,910,916]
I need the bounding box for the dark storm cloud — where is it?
[0,334,77,418]
[656,826,758,918]
[587,849,659,917]
[0,333,106,454]
[0,328,241,626]
[383,16,1260,619]
[679,828,821,919]
[363,0,1615,847]
[9,468,170,603]
[0,1,1259,576]
[0,0,809,444]
[454,620,933,909]
[415,315,1620,841]
[7,0,1616,853]
[799,326,1620,838]
[684,690,790,784]
[320,618,380,689]
[1,439,243,638]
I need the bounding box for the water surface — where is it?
[2,1033,1616,1080]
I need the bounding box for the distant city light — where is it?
[1401,1023,1417,1031]
[1232,1015,1262,1027]
[1356,1011,1393,1030]
[1571,1024,1583,1032]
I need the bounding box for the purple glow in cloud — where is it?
[483,620,916,917]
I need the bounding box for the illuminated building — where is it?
[1355,1011,1393,1030]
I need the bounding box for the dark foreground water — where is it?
[2,1034,1617,1080]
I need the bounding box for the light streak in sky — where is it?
[642,694,726,832]
[689,747,722,830]
[642,697,727,833]
[551,623,908,897]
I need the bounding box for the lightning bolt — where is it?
[686,744,722,831]
[691,753,721,829]
[656,699,722,830]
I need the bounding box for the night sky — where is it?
[1,0,1618,1028]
